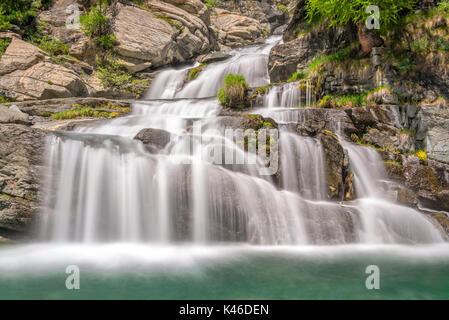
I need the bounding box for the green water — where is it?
[0,244,448,299]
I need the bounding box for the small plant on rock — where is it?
[217,74,249,109]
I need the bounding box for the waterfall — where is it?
[40,35,445,246]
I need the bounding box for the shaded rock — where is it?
[403,155,442,193]
[134,128,172,150]
[317,131,348,200]
[269,24,357,82]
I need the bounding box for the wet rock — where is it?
[317,131,348,200]
[197,52,231,64]
[134,128,172,151]
[403,155,442,194]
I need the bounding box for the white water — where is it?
[39,36,445,246]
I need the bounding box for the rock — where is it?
[163,0,211,25]
[37,0,90,59]
[0,124,46,233]
[215,0,287,30]
[317,131,349,200]
[0,38,46,76]
[0,105,30,125]
[269,24,357,82]
[0,31,22,40]
[197,52,231,64]
[134,128,172,150]
[413,105,449,163]
[114,1,217,67]
[403,155,442,194]
[211,8,266,49]
[366,88,399,105]
[283,0,307,42]
[0,61,89,101]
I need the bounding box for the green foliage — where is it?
[393,57,413,71]
[0,94,12,103]
[189,65,205,81]
[398,127,416,136]
[32,35,69,56]
[204,0,219,9]
[0,0,53,32]
[287,72,305,82]
[80,4,116,49]
[217,74,249,109]
[438,0,449,13]
[306,0,417,27]
[51,107,121,120]
[318,92,368,108]
[0,38,11,56]
[97,55,132,88]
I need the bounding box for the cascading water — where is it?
[40,35,445,246]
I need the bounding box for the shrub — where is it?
[0,0,53,32]
[205,0,219,9]
[217,74,249,109]
[32,35,69,56]
[438,0,449,13]
[97,55,132,88]
[80,3,115,49]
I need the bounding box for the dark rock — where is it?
[269,24,357,82]
[134,128,172,151]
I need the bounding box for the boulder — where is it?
[114,1,217,67]
[211,8,266,49]
[317,131,349,200]
[0,38,46,76]
[134,128,172,150]
[0,61,89,101]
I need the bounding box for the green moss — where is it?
[37,110,53,117]
[189,64,205,81]
[287,72,305,82]
[398,127,416,136]
[51,108,122,120]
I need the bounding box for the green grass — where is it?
[287,72,305,82]
[97,55,132,88]
[205,0,219,9]
[51,108,121,120]
[31,35,69,56]
[217,74,249,109]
